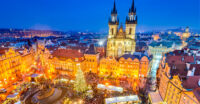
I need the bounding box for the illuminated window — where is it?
[129,28,132,34]
[111,28,114,35]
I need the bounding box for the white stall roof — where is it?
[15,101,21,104]
[97,84,123,92]
[105,95,140,104]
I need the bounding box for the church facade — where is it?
[106,0,137,58]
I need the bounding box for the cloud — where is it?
[30,24,52,30]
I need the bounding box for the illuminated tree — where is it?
[74,64,87,93]
[63,97,72,104]
[3,99,17,104]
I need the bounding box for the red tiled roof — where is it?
[182,76,200,89]
[0,48,9,55]
[189,64,200,76]
[169,63,188,76]
[52,49,84,60]
[167,56,194,64]
[169,64,200,78]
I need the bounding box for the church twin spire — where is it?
[111,0,117,15]
[129,0,136,14]
[107,0,137,58]
[109,0,137,25]
[127,0,137,24]
[109,0,119,25]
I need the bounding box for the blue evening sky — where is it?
[0,0,199,32]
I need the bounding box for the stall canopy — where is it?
[105,95,140,104]
[97,84,123,93]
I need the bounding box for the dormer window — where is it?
[172,65,176,69]
[182,57,184,61]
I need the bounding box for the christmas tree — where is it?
[74,64,87,93]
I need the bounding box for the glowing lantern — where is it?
[12,77,15,80]
[0,84,3,87]
[105,82,109,86]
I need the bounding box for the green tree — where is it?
[74,64,87,93]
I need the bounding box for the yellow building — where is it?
[106,0,136,58]
[0,48,35,88]
[21,48,35,73]
[182,27,190,40]
[48,49,85,78]
[99,53,150,91]
[99,56,118,76]
[157,54,200,104]
[83,44,100,73]
[164,76,183,104]
[152,34,160,41]
[41,45,101,79]
[158,74,200,104]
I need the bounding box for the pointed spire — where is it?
[126,0,137,24]
[111,0,117,14]
[131,0,135,10]
[129,0,136,13]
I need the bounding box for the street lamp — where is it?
[98,40,105,46]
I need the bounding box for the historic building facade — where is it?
[48,49,85,78]
[156,50,200,104]
[99,53,150,91]
[45,45,100,78]
[182,27,190,40]
[0,48,35,88]
[106,0,137,58]
[83,44,100,73]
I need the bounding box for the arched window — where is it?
[129,28,132,34]
[111,28,114,35]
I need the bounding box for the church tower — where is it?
[106,0,136,58]
[126,0,137,39]
[108,0,119,39]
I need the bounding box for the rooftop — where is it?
[182,76,200,89]
[120,52,150,61]
[149,91,163,103]
[52,49,84,60]
[85,44,97,54]
[149,41,173,48]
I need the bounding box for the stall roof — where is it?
[97,84,123,92]
[105,95,140,104]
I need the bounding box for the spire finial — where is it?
[112,0,117,14]
[114,0,116,9]
[130,0,135,13]
[132,0,134,9]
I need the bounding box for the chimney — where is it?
[187,67,196,76]
[186,63,190,70]
[198,79,200,87]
